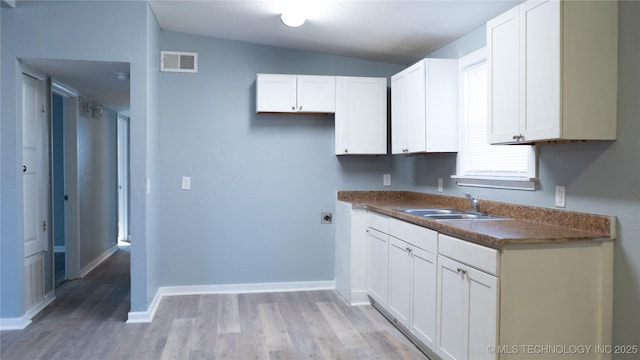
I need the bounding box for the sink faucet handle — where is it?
[463,192,479,212]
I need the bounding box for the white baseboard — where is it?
[127,280,336,324]
[79,244,118,278]
[0,317,30,331]
[0,290,56,331]
[350,291,371,306]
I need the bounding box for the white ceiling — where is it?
[21,0,523,114]
[149,0,523,65]
[22,58,131,115]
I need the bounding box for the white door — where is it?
[117,115,129,243]
[410,246,437,349]
[256,74,297,112]
[406,61,427,153]
[487,5,521,144]
[388,237,411,326]
[336,77,387,155]
[467,266,498,360]
[521,0,561,141]
[296,75,335,113]
[391,70,407,154]
[366,228,389,308]
[436,256,466,360]
[22,74,48,258]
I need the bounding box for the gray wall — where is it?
[155,31,404,286]
[77,100,118,270]
[2,1,637,353]
[406,3,639,355]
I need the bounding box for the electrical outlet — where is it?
[555,186,566,207]
[437,178,443,192]
[321,212,332,224]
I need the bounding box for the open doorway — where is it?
[20,58,130,312]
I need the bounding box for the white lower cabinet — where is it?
[386,218,439,352]
[388,237,412,324]
[409,246,437,349]
[362,212,612,360]
[366,227,389,308]
[436,255,498,360]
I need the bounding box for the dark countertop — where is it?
[338,191,614,249]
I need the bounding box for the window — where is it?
[454,48,537,191]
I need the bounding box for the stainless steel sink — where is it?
[396,208,503,220]
[397,208,460,216]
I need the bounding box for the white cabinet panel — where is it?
[366,228,389,308]
[391,58,458,154]
[388,237,411,325]
[410,246,437,349]
[335,76,387,155]
[256,74,297,113]
[256,74,335,113]
[487,0,617,144]
[487,6,521,144]
[297,75,336,112]
[436,254,498,360]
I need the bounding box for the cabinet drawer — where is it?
[368,212,389,233]
[389,218,437,253]
[438,234,499,276]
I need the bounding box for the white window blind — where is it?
[456,48,536,189]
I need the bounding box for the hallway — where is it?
[1,247,426,360]
[1,247,131,359]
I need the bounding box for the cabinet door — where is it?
[437,255,498,360]
[487,6,521,144]
[297,75,336,113]
[391,71,408,154]
[467,266,498,360]
[521,0,561,141]
[436,256,466,360]
[406,61,427,153]
[388,237,411,326]
[256,74,297,112]
[366,228,389,308]
[410,246,437,349]
[335,77,387,155]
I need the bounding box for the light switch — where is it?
[181,176,191,190]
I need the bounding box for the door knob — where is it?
[22,165,27,172]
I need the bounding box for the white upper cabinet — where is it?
[391,58,458,154]
[335,76,388,155]
[487,0,618,144]
[256,74,335,113]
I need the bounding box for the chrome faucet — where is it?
[464,192,479,212]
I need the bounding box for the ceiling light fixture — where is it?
[281,10,305,27]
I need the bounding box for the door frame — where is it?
[50,81,81,280]
[117,113,130,243]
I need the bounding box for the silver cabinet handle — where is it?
[291,106,295,110]
[456,267,467,276]
[299,106,302,110]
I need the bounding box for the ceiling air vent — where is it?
[160,51,198,73]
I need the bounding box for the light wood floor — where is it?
[1,248,428,359]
